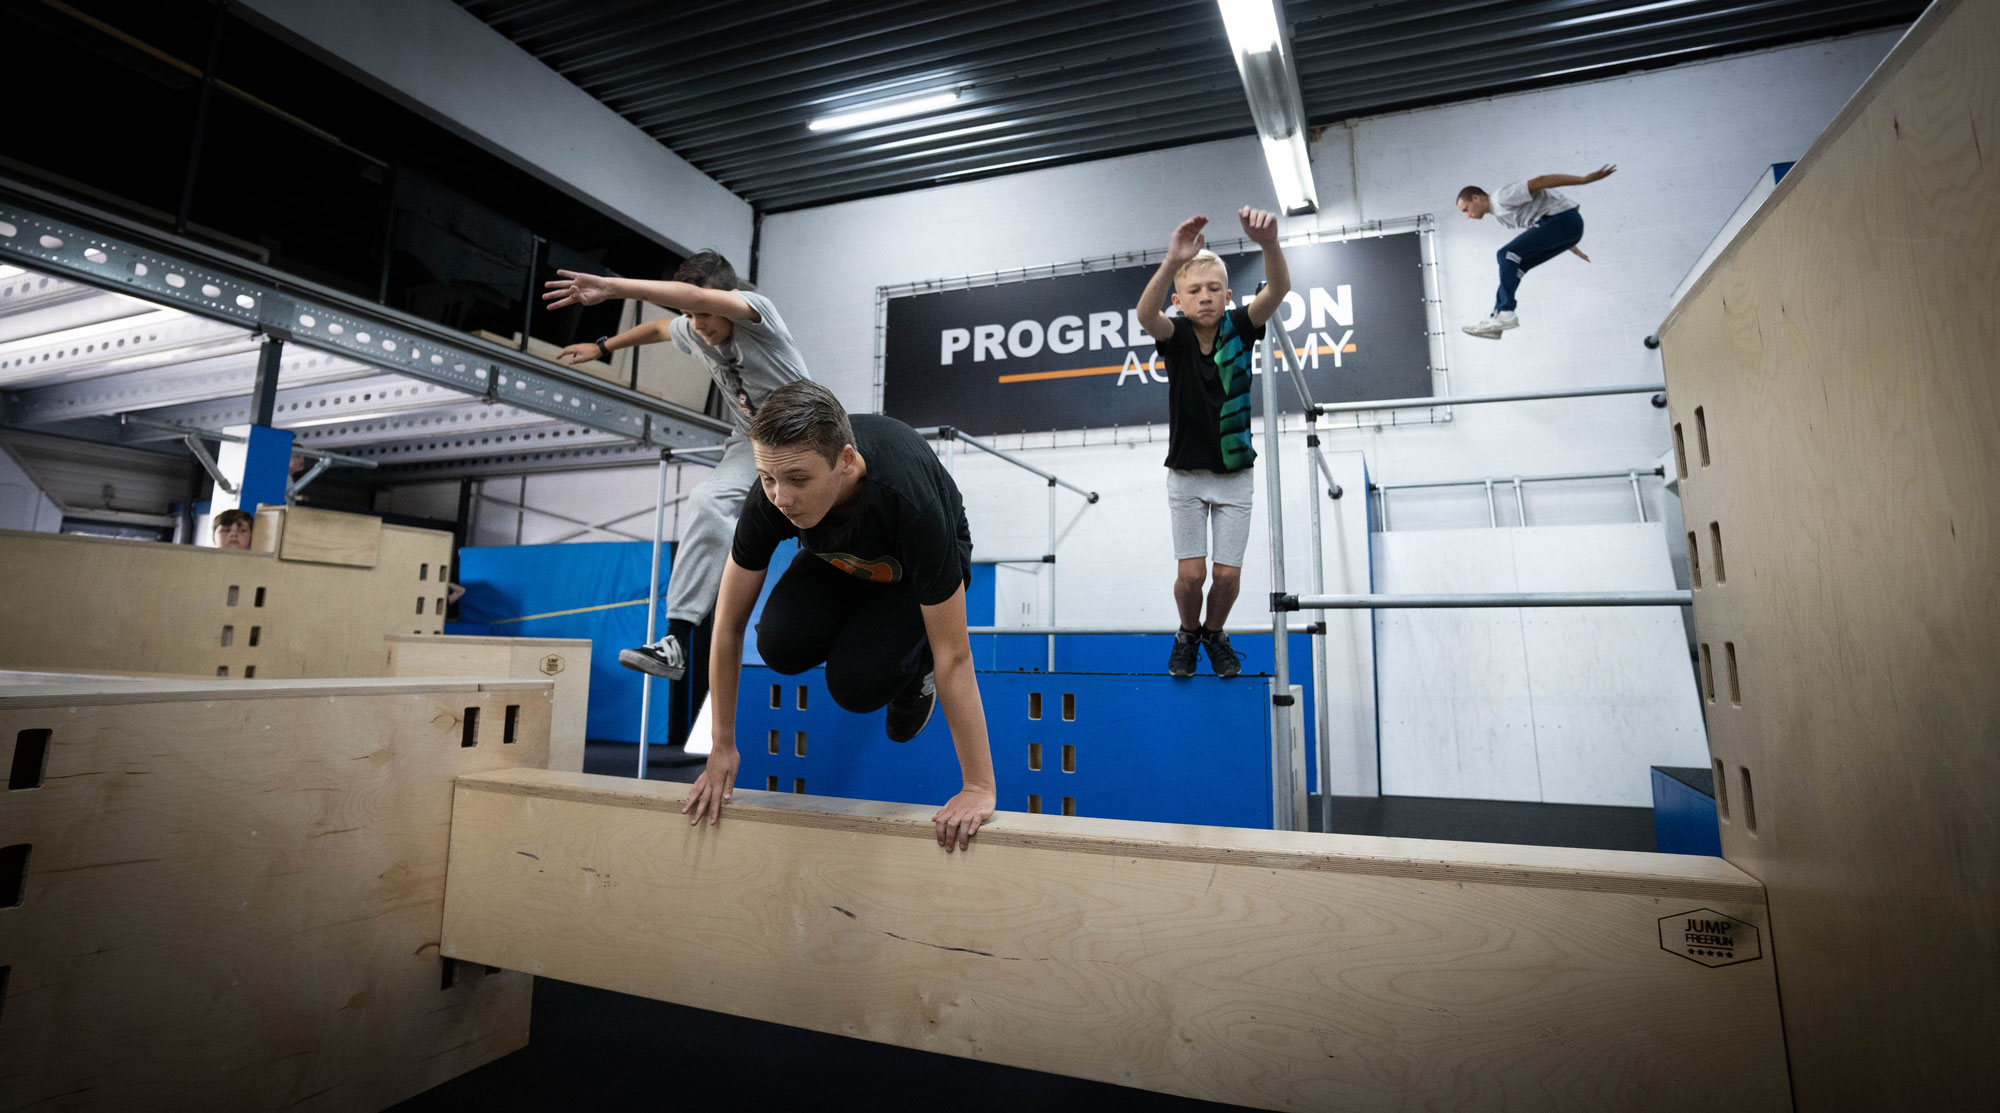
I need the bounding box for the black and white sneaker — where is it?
[618,634,687,680]
[1202,629,1242,678]
[885,650,937,743]
[1167,629,1200,678]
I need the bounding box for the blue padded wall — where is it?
[1651,766,1724,855]
[737,666,1277,829]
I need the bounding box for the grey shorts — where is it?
[1166,467,1255,566]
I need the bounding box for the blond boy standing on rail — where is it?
[1134,207,1290,678]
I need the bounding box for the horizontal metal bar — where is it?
[360,440,672,482]
[119,413,378,469]
[0,185,730,449]
[1316,382,1666,416]
[925,426,1099,502]
[1373,466,1667,492]
[967,624,1323,636]
[9,347,373,426]
[1292,591,1691,609]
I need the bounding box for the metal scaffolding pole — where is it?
[1316,381,1667,417]
[1286,591,1692,609]
[1258,330,1302,831]
[635,453,669,779]
[1046,479,1058,672]
[923,426,1101,503]
[1271,320,1335,833]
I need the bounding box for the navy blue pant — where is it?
[1494,207,1584,312]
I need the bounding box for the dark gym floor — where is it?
[395,739,1657,1111]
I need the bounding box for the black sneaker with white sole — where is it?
[618,634,687,680]
[1202,629,1242,678]
[1167,629,1200,677]
[885,650,937,743]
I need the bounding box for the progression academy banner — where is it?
[882,231,1430,436]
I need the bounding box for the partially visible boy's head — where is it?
[748,381,861,529]
[1171,250,1231,329]
[1455,186,1491,219]
[674,249,742,345]
[212,508,254,550]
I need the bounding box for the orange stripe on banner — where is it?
[995,344,1357,385]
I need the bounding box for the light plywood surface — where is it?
[386,635,593,773]
[260,504,383,567]
[0,511,453,680]
[1657,0,2000,1107]
[442,768,1789,1112]
[0,678,550,1111]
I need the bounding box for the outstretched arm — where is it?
[543,269,761,321]
[1527,164,1616,192]
[681,556,768,826]
[921,586,997,852]
[1135,215,1208,344]
[556,317,675,366]
[1239,207,1290,327]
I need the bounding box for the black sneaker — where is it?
[885,650,937,743]
[618,634,686,680]
[1167,629,1200,678]
[1202,629,1242,678]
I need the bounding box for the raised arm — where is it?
[543,269,762,321]
[556,317,675,366]
[1526,164,1617,192]
[1135,215,1208,344]
[921,585,997,852]
[681,555,769,826]
[1239,207,1290,327]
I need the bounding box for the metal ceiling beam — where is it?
[288,400,576,451]
[0,269,101,318]
[360,438,672,482]
[335,422,631,465]
[6,346,375,427]
[0,308,248,389]
[116,372,470,442]
[0,187,729,452]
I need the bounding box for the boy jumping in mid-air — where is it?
[678,381,996,852]
[1456,163,1616,338]
[542,251,809,682]
[1134,207,1290,679]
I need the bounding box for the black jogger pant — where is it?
[754,549,929,713]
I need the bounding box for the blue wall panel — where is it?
[737,666,1276,829]
[1651,767,1724,855]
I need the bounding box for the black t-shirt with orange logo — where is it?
[731,413,973,606]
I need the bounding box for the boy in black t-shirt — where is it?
[1134,207,1291,678]
[679,381,997,852]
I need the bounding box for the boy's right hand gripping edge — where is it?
[682,747,740,826]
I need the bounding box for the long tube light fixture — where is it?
[1217,0,1318,215]
[808,88,961,132]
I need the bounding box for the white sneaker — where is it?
[1461,311,1519,339]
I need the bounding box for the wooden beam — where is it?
[386,634,593,772]
[0,678,551,1112]
[442,769,1790,1111]
[1657,0,2000,1106]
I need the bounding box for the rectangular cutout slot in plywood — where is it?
[442,769,1791,1113]
[0,677,551,1111]
[10,727,50,789]
[385,635,593,774]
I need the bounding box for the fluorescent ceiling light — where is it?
[1218,0,1283,56]
[808,89,960,132]
[1219,0,1318,215]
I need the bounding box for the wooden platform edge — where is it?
[0,676,553,708]
[454,768,1767,903]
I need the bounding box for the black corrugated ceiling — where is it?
[459,0,1920,211]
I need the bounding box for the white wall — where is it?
[755,30,1898,537]
[0,443,62,533]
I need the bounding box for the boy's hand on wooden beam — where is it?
[933,787,996,853]
[682,749,739,826]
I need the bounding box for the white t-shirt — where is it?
[668,289,811,432]
[1491,180,1578,230]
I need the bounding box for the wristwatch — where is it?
[594,336,612,362]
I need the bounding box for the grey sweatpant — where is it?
[665,434,758,625]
